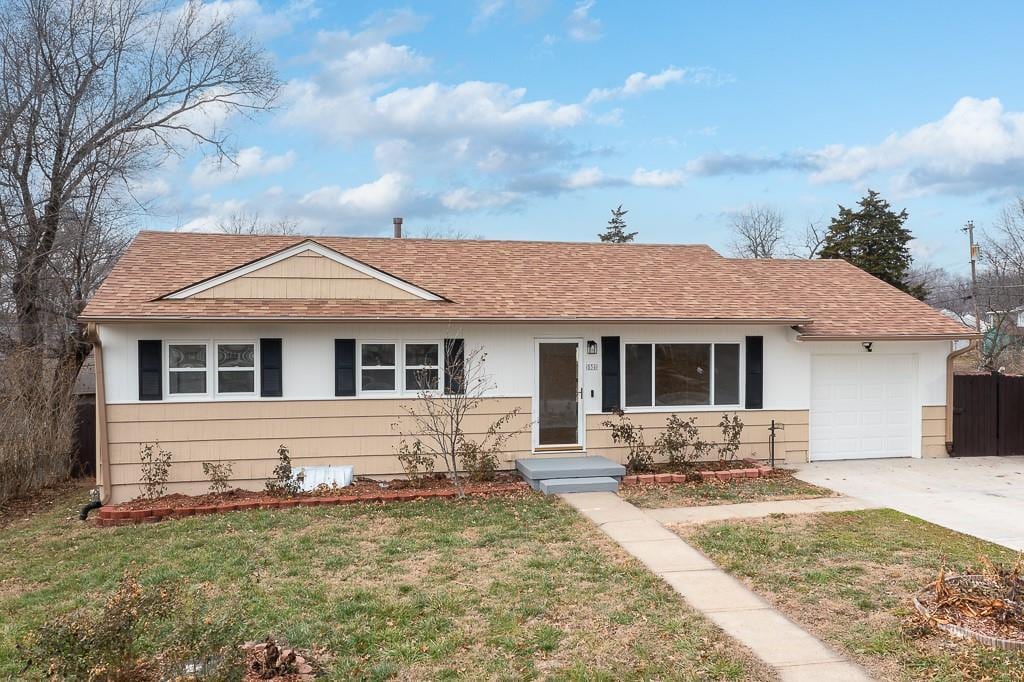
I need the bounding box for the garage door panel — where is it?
[810,354,916,461]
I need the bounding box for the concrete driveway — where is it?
[794,457,1024,551]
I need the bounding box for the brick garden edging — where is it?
[621,466,773,486]
[93,482,529,527]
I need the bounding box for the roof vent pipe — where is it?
[393,217,403,238]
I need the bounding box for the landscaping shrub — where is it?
[654,414,713,469]
[718,413,744,460]
[396,439,435,487]
[202,461,234,495]
[265,444,302,496]
[22,568,242,681]
[139,442,173,500]
[0,347,76,503]
[601,409,654,473]
[458,439,499,481]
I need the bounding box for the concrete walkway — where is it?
[795,456,1024,550]
[646,495,880,525]
[562,492,874,682]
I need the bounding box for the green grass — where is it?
[0,489,770,681]
[680,509,1024,681]
[621,473,833,509]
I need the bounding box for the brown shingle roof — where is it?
[80,231,974,340]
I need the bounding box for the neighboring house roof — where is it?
[80,230,974,340]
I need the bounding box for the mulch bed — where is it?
[95,474,529,527]
[914,567,1024,650]
[623,459,774,486]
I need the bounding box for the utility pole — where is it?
[963,220,982,334]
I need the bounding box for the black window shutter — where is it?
[745,336,763,409]
[138,340,162,401]
[601,336,621,412]
[335,339,356,396]
[444,338,465,394]
[260,338,283,397]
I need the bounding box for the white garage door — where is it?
[809,354,916,461]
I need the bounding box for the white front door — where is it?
[535,339,584,450]
[809,354,917,461]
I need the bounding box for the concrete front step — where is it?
[516,455,626,481]
[539,476,620,494]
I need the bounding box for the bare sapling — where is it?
[396,343,525,497]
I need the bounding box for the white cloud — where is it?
[471,0,506,30]
[566,0,602,42]
[630,167,685,188]
[440,187,520,211]
[128,177,172,202]
[283,79,585,141]
[300,172,413,216]
[585,66,724,104]
[318,43,430,90]
[192,0,319,39]
[564,166,609,189]
[190,147,296,188]
[809,97,1024,195]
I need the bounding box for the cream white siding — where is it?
[95,321,952,502]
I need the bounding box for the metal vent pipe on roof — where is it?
[393,217,403,238]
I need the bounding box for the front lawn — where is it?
[621,472,833,509]
[678,509,1024,681]
[0,489,771,680]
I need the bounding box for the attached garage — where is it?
[809,354,918,461]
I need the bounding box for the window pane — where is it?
[361,343,395,367]
[624,344,652,407]
[169,370,206,394]
[218,344,254,368]
[362,368,396,391]
[168,344,206,369]
[405,343,439,367]
[655,344,710,406]
[714,344,740,405]
[406,368,439,391]
[218,370,254,393]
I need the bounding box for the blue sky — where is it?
[147,1,1024,274]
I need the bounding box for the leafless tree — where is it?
[0,0,279,364]
[408,225,484,240]
[215,210,300,236]
[785,219,827,259]
[395,342,527,496]
[729,204,784,258]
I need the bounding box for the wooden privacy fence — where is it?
[952,373,1024,457]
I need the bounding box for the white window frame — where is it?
[358,340,399,394]
[402,340,443,394]
[164,340,211,399]
[214,340,259,397]
[621,340,744,412]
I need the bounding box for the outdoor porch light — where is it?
[586,340,598,355]
[862,341,873,352]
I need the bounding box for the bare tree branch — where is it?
[0,0,279,353]
[728,204,784,258]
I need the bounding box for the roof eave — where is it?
[79,314,815,325]
[796,332,981,341]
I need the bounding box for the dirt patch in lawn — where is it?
[622,470,834,509]
[679,509,1024,682]
[0,478,92,528]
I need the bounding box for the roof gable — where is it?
[165,240,444,301]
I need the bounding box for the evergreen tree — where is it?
[820,190,924,298]
[598,205,637,243]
